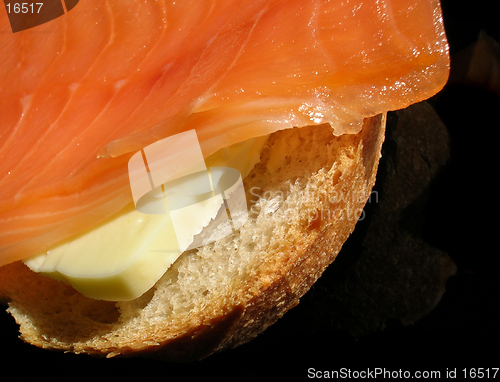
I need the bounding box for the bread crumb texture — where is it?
[0,115,385,361]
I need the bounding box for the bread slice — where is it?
[0,114,385,361]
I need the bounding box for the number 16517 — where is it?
[6,3,44,13]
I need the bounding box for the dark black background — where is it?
[1,1,499,379]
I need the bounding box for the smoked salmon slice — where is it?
[0,0,449,266]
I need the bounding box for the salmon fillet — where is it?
[0,0,449,266]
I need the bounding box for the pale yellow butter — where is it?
[24,135,269,301]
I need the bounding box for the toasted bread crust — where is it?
[0,115,385,361]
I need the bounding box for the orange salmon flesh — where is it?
[0,0,449,266]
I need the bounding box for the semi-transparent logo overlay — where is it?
[3,0,78,33]
[128,129,248,251]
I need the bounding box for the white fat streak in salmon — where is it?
[97,8,268,160]
[0,94,34,177]
[13,83,82,200]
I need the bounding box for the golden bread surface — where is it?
[0,115,385,360]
